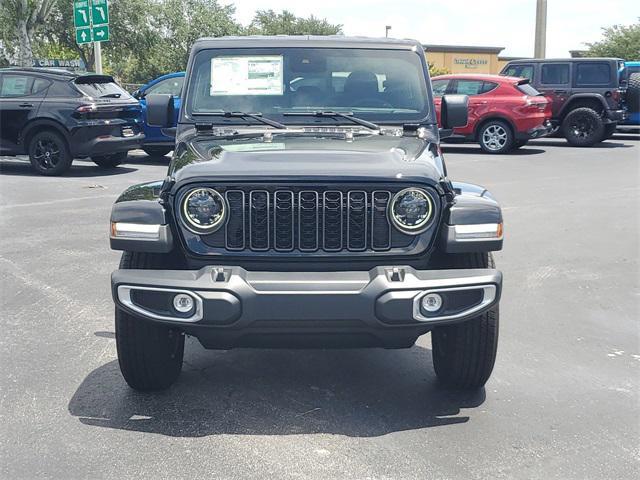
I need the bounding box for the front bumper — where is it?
[112,266,502,349]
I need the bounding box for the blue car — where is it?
[620,61,640,126]
[134,72,185,156]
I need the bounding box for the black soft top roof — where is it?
[191,35,423,52]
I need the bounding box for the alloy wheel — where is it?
[482,125,508,151]
[569,113,596,139]
[32,137,61,170]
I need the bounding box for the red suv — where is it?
[432,74,551,153]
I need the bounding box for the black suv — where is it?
[0,67,143,175]
[109,36,504,392]
[501,58,625,146]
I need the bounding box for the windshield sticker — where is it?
[211,56,284,96]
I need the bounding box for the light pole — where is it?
[534,0,547,58]
[385,25,392,38]
[94,41,103,74]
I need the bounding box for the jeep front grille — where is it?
[178,185,437,256]
[224,189,394,253]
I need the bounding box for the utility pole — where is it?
[94,41,102,74]
[534,0,547,58]
[385,25,391,38]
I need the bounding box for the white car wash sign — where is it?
[210,56,283,96]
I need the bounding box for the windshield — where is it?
[185,47,430,124]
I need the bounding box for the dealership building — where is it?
[423,44,522,74]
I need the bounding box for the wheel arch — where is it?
[20,118,71,153]
[558,95,608,120]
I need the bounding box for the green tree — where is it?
[0,0,56,66]
[428,62,450,77]
[247,9,342,36]
[585,19,640,60]
[151,0,240,77]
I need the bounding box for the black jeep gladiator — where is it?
[109,36,504,392]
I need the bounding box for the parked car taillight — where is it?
[76,104,98,113]
[524,97,548,111]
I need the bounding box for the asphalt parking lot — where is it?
[1,134,638,479]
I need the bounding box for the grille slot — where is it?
[371,191,392,250]
[225,190,245,250]
[249,191,269,251]
[299,191,319,251]
[215,187,419,254]
[323,191,343,252]
[347,191,367,251]
[274,191,294,251]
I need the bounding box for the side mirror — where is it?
[132,89,141,99]
[441,94,469,129]
[146,93,175,127]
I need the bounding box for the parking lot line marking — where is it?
[0,194,118,209]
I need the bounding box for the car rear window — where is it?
[516,83,541,96]
[75,78,132,99]
[575,62,611,86]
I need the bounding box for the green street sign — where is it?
[91,0,109,26]
[73,0,91,28]
[92,24,110,42]
[75,27,92,45]
[73,0,110,45]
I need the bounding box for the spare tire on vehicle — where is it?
[626,72,640,114]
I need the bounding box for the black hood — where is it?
[169,132,444,187]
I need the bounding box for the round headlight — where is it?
[389,188,434,233]
[181,188,226,233]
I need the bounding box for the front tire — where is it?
[478,120,514,154]
[431,252,499,390]
[562,107,604,146]
[92,151,128,168]
[116,251,184,391]
[28,130,73,176]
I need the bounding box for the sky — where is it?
[230,0,638,58]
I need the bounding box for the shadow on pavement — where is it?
[0,159,137,177]
[530,139,632,149]
[441,145,546,156]
[123,155,172,167]
[69,343,485,438]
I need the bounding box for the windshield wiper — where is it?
[194,111,287,129]
[283,111,380,131]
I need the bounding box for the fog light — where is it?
[421,293,443,312]
[173,293,194,313]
